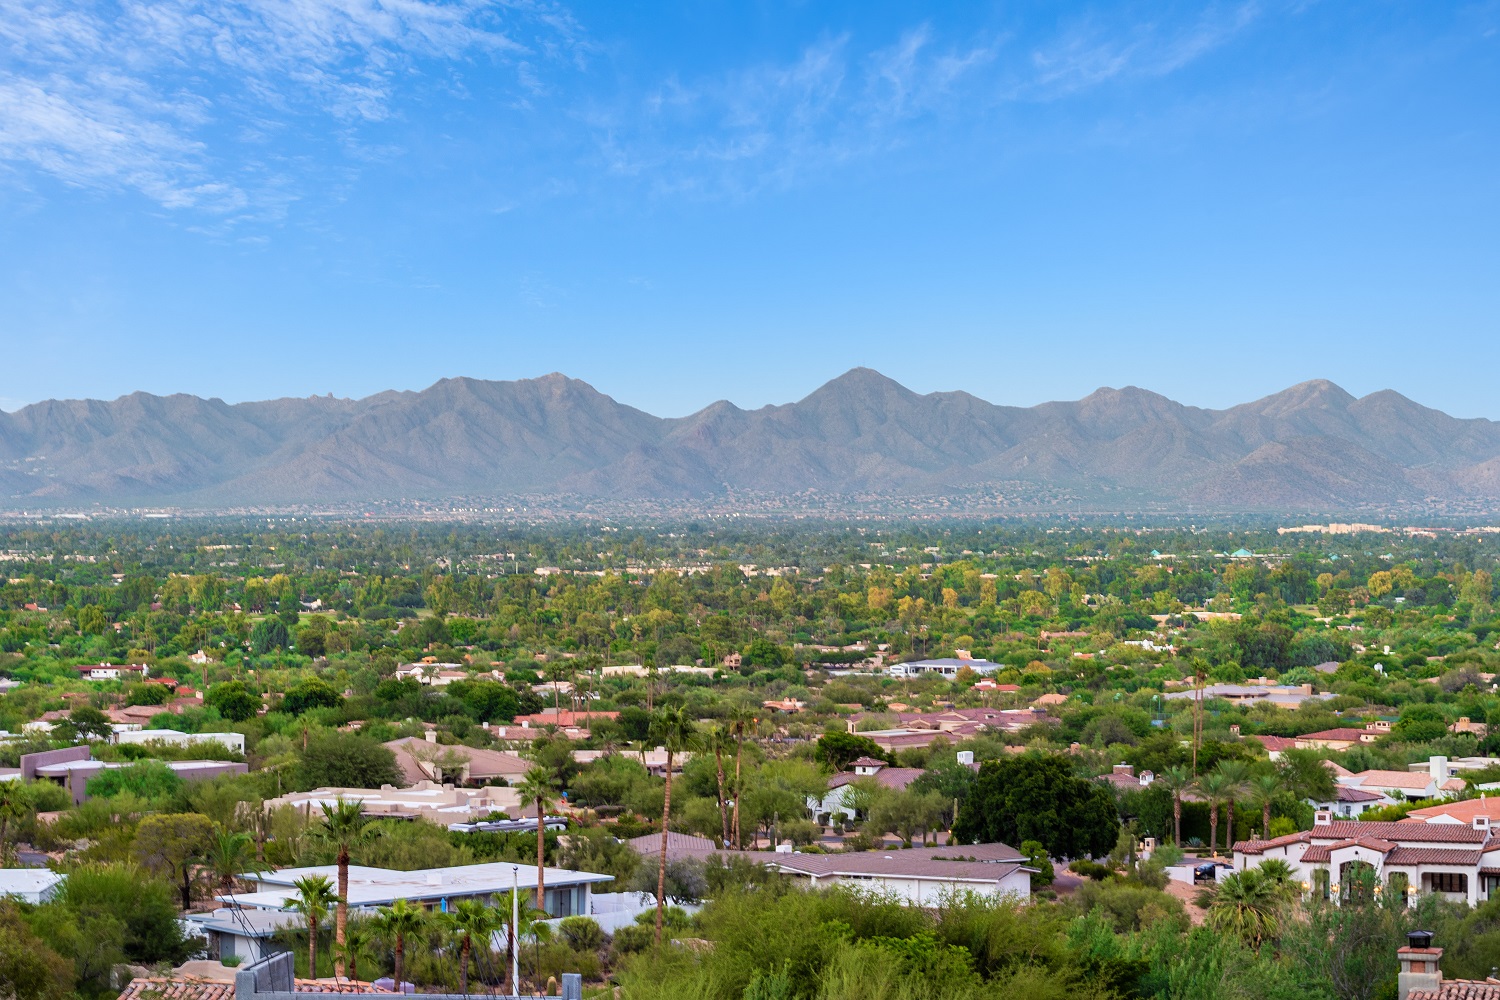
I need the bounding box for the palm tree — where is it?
[317,797,375,978]
[449,898,503,994]
[1247,772,1284,840]
[333,921,376,984]
[649,705,695,945]
[496,890,551,994]
[1195,771,1231,855]
[1154,766,1192,847]
[204,827,270,894]
[371,898,426,990]
[1216,761,1251,848]
[290,874,338,979]
[729,704,755,849]
[700,723,732,847]
[517,767,558,914]
[1206,868,1280,947]
[1256,858,1300,899]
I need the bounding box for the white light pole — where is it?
[511,865,520,994]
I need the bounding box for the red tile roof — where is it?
[118,979,233,1000]
[828,767,924,792]
[1232,831,1312,854]
[1298,728,1376,742]
[1385,847,1485,866]
[1313,821,1489,843]
[1249,735,1298,751]
[1408,983,1500,999]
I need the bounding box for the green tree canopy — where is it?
[281,677,344,716]
[85,760,185,802]
[295,730,403,791]
[815,731,886,772]
[952,752,1119,859]
[205,680,261,722]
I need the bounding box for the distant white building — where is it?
[225,860,615,919]
[767,843,1033,905]
[888,658,999,678]
[263,780,520,824]
[115,729,245,754]
[76,663,149,681]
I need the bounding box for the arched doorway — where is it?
[1340,860,1377,902]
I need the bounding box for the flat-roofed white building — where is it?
[766,842,1033,906]
[115,728,245,754]
[263,780,520,825]
[0,869,65,904]
[224,860,614,919]
[888,658,999,678]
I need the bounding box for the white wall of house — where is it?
[803,871,1030,906]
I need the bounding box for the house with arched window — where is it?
[1233,812,1500,907]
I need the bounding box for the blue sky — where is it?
[1,1,1497,417]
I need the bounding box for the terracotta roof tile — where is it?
[1232,831,1311,854]
[117,979,234,1000]
[1408,983,1500,999]
[1313,821,1488,844]
[1385,847,1485,866]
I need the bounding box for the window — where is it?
[1431,873,1468,894]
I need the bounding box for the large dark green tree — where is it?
[205,680,260,722]
[951,752,1119,859]
[814,731,887,772]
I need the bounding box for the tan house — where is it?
[384,735,532,786]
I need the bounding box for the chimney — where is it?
[424,730,437,744]
[1398,930,1442,1000]
[1113,764,1135,777]
[1431,756,1449,784]
[1315,809,1332,826]
[1140,770,1155,786]
[956,751,975,766]
[1229,724,1241,737]
[1475,815,1491,832]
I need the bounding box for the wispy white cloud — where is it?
[588,7,1260,199]
[0,0,585,213]
[1027,3,1261,97]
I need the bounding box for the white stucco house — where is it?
[767,842,1033,905]
[808,757,925,824]
[1233,812,1500,907]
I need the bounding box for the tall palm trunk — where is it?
[459,937,471,995]
[335,848,349,978]
[1209,806,1219,854]
[713,743,729,847]
[1173,795,1182,847]
[1263,801,1273,839]
[733,731,744,849]
[393,933,404,991]
[307,915,319,979]
[535,810,546,913]
[1225,800,1236,848]
[656,748,674,944]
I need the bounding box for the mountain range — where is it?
[3,369,1499,512]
